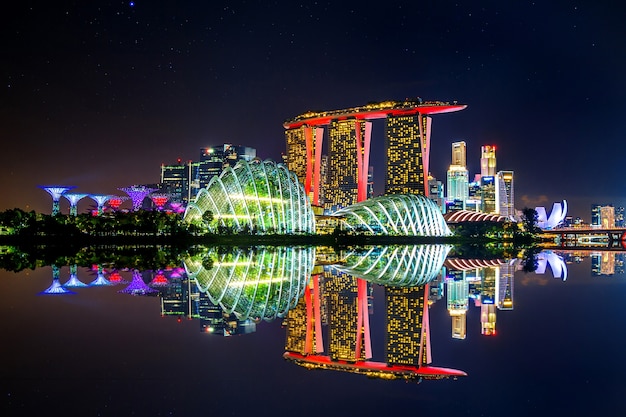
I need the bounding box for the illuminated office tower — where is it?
[496,264,514,310]
[480,145,497,177]
[480,176,497,213]
[326,119,371,210]
[63,193,88,216]
[119,186,156,211]
[285,125,325,205]
[601,206,615,228]
[89,194,111,216]
[480,304,497,336]
[451,141,467,166]
[428,174,445,211]
[616,207,625,227]
[385,114,431,196]
[196,144,256,191]
[480,266,498,305]
[446,279,469,339]
[446,165,469,203]
[496,171,515,217]
[39,186,75,215]
[385,285,430,366]
[326,271,371,362]
[160,160,191,204]
[591,252,616,276]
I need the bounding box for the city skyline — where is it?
[2,1,625,220]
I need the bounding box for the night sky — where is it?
[2,1,625,219]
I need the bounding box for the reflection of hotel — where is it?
[284,267,466,381]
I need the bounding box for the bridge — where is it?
[542,227,626,249]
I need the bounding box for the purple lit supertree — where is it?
[39,265,75,295]
[169,202,185,214]
[63,193,88,216]
[64,264,88,287]
[39,186,75,215]
[119,270,157,295]
[89,194,111,216]
[119,186,157,211]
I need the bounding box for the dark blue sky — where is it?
[2,1,625,219]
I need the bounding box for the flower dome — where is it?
[331,194,451,236]
[183,246,315,321]
[183,159,315,234]
[331,245,451,286]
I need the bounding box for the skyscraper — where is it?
[496,170,514,217]
[385,114,431,196]
[447,165,469,203]
[326,119,371,210]
[196,144,256,192]
[451,141,467,166]
[160,160,191,204]
[480,145,497,177]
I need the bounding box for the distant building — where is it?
[196,144,256,193]
[160,159,192,204]
[447,165,469,203]
[480,176,496,214]
[496,170,514,217]
[591,204,615,228]
[480,145,497,177]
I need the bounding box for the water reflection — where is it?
[183,246,316,322]
[12,244,626,386]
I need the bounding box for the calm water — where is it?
[1,247,625,417]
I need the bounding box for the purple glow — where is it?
[119,186,157,211]
[119,270,158,295]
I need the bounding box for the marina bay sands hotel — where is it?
[284,98,466,211]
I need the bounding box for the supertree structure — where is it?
[149,270,169,287]
[89,194,111,216]
[63,193,88,216]
[89,265,111,286]
[119,270,157,295]
[39,265,75,295]
[64,264,88,287]
[150,193,169,210]
[169,202,185,214]
[119,186,157,211]
[107,195,128,211]
[39,185,75,215]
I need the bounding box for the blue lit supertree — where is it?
[64,264,88,287]
[39,186,75,215]
[119,186,157,211]
[63,193,88,216]
[89,194,111,216]
[89,265,112,286]
[39,265,75,295]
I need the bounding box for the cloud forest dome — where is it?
[182,246,315,321]
[183,159,315,234]
[331,194,451,236]
[331,245,452,287]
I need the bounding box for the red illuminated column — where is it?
[312,127,324,206]
[304,126,314,197]
[418,115,432,198]
[312,274,324,353]
[355,278,372,360]
[355,121,372,202]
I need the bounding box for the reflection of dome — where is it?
[183,159,315,234]
[183,246,315,321]
[536,200,567,230]
[331,194,451,236]
[332,245,451,286]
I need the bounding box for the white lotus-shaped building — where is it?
[183,159,315,234]
[331,194,451,236]
[536,200,567,230]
